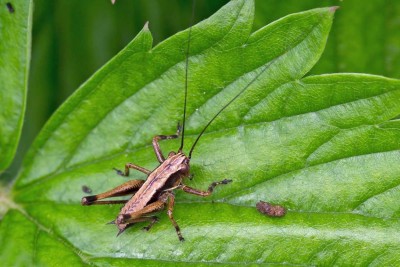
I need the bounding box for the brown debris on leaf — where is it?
[81,185,92,194]
[256,201,286,217]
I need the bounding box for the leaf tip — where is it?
[143,21,150,31]
[329,6,340,13]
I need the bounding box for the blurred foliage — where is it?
[0,0,31,172]
[254,0,400,78]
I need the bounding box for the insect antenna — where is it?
[188,58,278,159]
[178,0,196,153]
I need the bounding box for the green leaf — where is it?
[253,0,400,79]
[2,0,400,265]
[0,0,32,172]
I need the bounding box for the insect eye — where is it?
[168,151,176,157]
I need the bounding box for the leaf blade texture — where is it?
[0,1,32,172]
[2,0,400,265]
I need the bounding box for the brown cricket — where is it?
[81,2,275,241]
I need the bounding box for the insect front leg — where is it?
[152,123,181,163]
[181,179,232,197]
[113,163,151,177]
[142,216,159,231]
[81,179,144,205]
[114,216,159,236]
[118,199,165,225]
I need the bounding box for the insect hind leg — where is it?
[81,179,144,205]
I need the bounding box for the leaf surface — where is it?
[0,0,32,172]
[2,0,400,265]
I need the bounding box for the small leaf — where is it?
[0,0,32,172]
[2,0,400,265]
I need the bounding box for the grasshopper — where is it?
[81,2,275,241]
[81,124,231,241]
